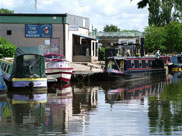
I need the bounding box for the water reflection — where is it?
[0,72,181,135]
[102,76,165,105]
[46,83,73,133]
[148,72,182,135]
[8,92,47,124]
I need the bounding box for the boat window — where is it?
[108,60,116,69]
[134,60,139,68]
[149,60,152,67]
[139,60,142,68]
[6,65,10,74]
[1,63,4,70]
[126,60,131,69]
[131,60,135,68]
[142,60,146,68]
[3,63,7,71]
[146,60,149,67]
[23,55,36,66]
[119,60,125,71]
[178,57,182,63]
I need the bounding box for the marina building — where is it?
[0,13,98,62]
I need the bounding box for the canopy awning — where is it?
[73,34,98,40]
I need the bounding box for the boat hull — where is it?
[5,78,47,92]
[103,68,166,82]
[46,68,73,83]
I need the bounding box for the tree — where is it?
[98,47,105,61]
[143,26,166,53]
[0,8,14,13]
[135,0,182,26]
[143,21,182,54]
[164,22,182,53]
[103,24,120,32]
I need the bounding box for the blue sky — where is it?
[0,0,148,32]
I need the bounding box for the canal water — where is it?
[0,72,182,135]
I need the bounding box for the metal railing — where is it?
[94,31,143,37]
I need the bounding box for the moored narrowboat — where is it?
[0,68,7,92]
[0,46,47,92]
[169,55,182,72]
[103,56,166,82]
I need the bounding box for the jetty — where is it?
[70,62,104,82]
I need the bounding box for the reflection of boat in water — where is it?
[46,82,73,132]
[8,92,47,104]
[7,92,47,126]
[167,72,182,84]
[48,82,72,98]
[104,71,182,104]
[104,76,166,104]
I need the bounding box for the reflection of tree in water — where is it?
[149,81,182,135]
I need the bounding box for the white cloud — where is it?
[0,0,148,31]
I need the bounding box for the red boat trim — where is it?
[44,53,65,57]
[128,85,151,92]
[61,77,70,82]
[59,92,72,96]
[127,68,152,70]
[60,84,70,89]
[126,58,155,60]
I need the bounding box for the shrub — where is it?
[98,47,105,61]
[0,37,16,58]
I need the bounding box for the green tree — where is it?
[143,21,182,54]
[164,22,182,53]
[135,0,182,26]
[148,0,162,26]
[0,8,14,13]
[98,47,105,61]
[103,24,120,32]
[0,37,16,58]
[143,26,166,53]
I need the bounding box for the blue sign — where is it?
[25,24,52,38]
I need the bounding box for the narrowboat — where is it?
[0,46,47,92]
[0,68,7,92]
[169,55,182,72]
[44,53,73,83]
[103,56,166,82]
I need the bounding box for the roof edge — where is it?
[0,13,67,17]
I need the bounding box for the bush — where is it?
[0,37,16,58]
[98,47,105,61]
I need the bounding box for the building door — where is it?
[50,38,60,53]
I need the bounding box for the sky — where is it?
[0,0,149,32]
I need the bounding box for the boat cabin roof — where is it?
[15,46,44,58]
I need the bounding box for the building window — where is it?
[7,30,12,35]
